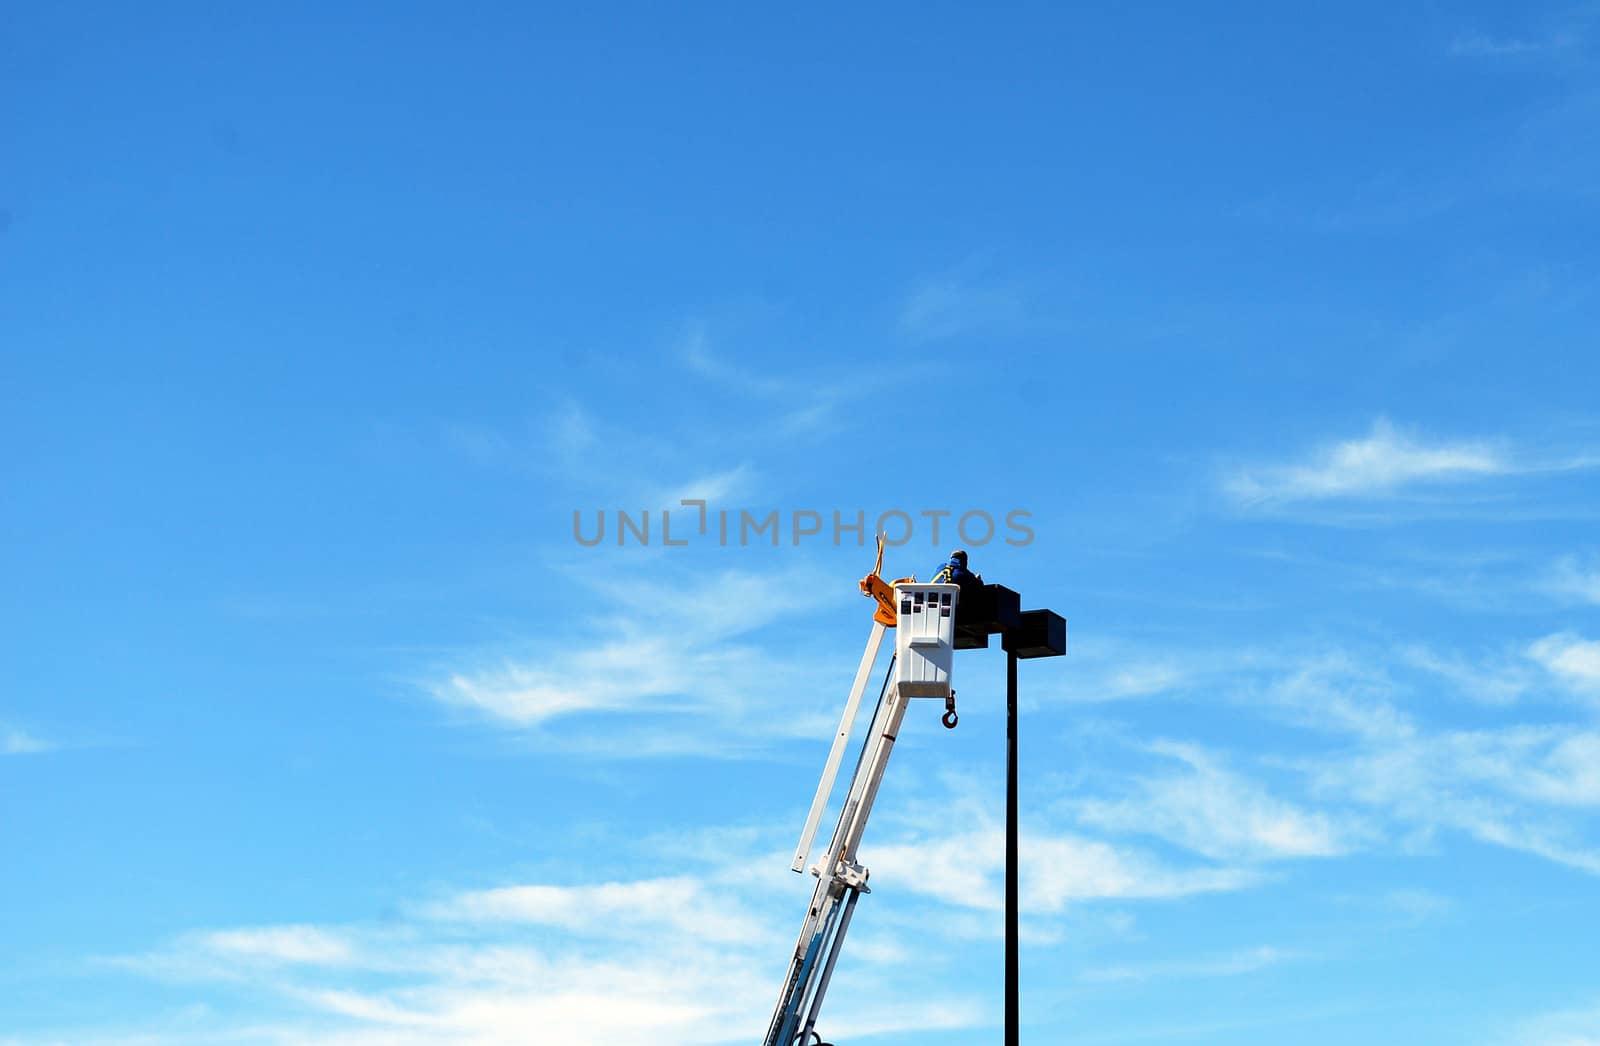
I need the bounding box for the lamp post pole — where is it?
[953,585,1064,1046]
[993,602,1065,1046]
[1006,648,1020,1046]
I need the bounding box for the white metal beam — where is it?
[790,620,887,873]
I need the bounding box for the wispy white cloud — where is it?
[425,563,847,752]
[1082,944,1293,983]
[1304,723,1600,873]
[440,422,513,467]
[432,635,736,726]
[869,817,1259,915]
[1236,169,1468,231]
[1237,643,1600,870]
[1530,633,1600,699]
[1057,636,1600,876]
[547,400,598,459]
[1066,661,1192,702]
[117,917,777,1045]
[1225,419,1512,505]
[898,274,1030,342]
[677,326,855,437]
[2,724,53,755]
[441,402,597,472]
[1041,635,1245,705]
[439,397,760,523]
[680,326,784,397]
[1400,644,1534,706]
[1226,419,1600,517]
[1508,996,1600,1046]
[76,763,1276,1046]
[651,463,757,508]
[1362,887,1453,926]
[1074,741,1363,861]
[197,926,357,966]
[1449,32,1576,57]
[1437,728,1600,808]
[1021,832,1259,908]
[85,827,999,1046]
[1545,555,1600,606]
[1258,650,1418,742]
[422,877,768,946]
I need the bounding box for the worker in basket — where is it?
[931,548,984,596]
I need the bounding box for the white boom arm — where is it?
[762,583,960,1046]
[791,620,888,873]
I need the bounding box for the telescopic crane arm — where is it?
[762,541,960,1046]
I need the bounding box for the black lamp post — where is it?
[1000,609,1068,1044]
[954,591,1068,1046]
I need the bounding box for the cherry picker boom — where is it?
[761,541,962,1046]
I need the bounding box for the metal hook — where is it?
[942,695,958,729]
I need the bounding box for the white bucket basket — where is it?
[894,583,959,697]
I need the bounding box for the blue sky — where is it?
[4,3,1600,1044]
